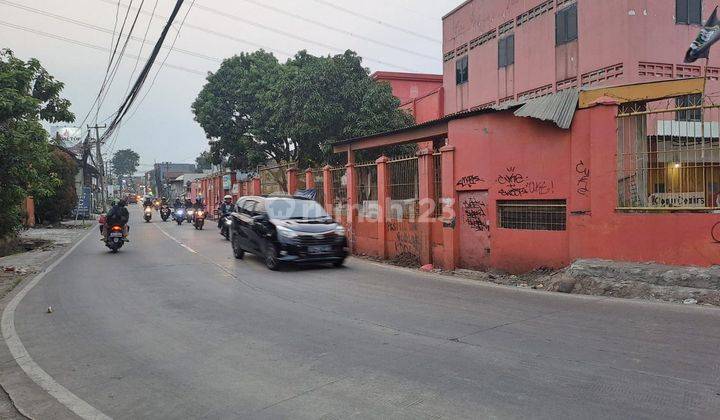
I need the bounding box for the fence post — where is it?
[376,156,389,259]
[286,167,298,195]
[305,169,315,190]
[440,145,457,270]
[417,148,433,266]
[322,165,332,214]
[345,162,356,252]
[251,177,261,196]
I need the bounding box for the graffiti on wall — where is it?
[461,196,489,232]
[387,222,421,266]
[576,160,590,196]
[456,175,484,188]
[497,167,554,197]
[712,222,720,243]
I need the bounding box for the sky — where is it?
[1,0,459,175]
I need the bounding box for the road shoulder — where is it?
[0,226,94,420]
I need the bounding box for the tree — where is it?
[192,49,413,173]
[0,49,74,237]
[195,150,214,171]
[35,148,78,223]
[111,148,140,179]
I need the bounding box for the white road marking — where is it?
[154,223,198,253]
[1,227,112,420]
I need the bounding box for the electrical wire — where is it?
[95,0,420,72]
[309,0,441,44]
[0,1,222,63]
[225,0,437,61]
[101,0,189,143]
[0,21,206,75]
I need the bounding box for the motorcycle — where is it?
[153,200,160,210]
[105,224,126,253]
[185,208,195,223]
[160,205,171,222]
[194,209,205,230]
[219,214,232,240]
[174,208,185,226]
[143,206,153,222]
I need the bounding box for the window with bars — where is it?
[329,167,347,217]
[498,34,515,68]
[498,200,567,231]
[676,94,702,121]
[433,153,443,217]
[555,3,578,46]
[617,100,720,210]
[456,56,468,85]
[676,0,702,25]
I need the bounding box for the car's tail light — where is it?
[111,225,122,232]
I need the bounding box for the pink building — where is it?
[372,71,444,123]
[443,0,719,113]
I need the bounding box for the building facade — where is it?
[442,0,719,113]
[373,71,444,124]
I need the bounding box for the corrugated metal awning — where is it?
[512,89,579,130]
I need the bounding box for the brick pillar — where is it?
[251,177,261,196]
[345,162,356,252]
[417,148,433,266]
[440,145,457,270]
[376,156,389,259]
[287,167,298,195]
[305,169,315,190]
[322,165,332,214]
[23,196,35,227]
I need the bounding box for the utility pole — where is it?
[88,124,108,211]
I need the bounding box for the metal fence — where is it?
[433,153,443,217]
[355,162,378,218]
[329,166,347,217]
[259,162,292,195]
[617,98,720,210]
[313,169,324,205]
[296,170,307,191]
[388,156,419,219]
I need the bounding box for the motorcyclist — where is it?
[104,199,130,241]
[173,197,183,209]
[217,195,235,228]
[184,197,193,209]
[193,197,205,211]
[143,196,153,208]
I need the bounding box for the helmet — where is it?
[224,195,232,200]
[118,199,127,207]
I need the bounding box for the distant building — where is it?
[372,71,443,124]
[148,162,197,197]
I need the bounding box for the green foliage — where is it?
[111,148,140,178]
[195,150,214,171]
[0,49,74,237]
[192,49,414,171]
[35,148,78,223]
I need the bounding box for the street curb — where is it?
[0,227,94,420]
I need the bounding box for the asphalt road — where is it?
[8,206,720,419]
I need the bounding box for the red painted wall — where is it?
[444,106,720,272]
[442,0,720,114]
[373,72,443,124]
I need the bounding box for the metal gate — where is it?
[458,190,491,270]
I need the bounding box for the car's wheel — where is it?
[232,234,244,260]
[332,259,345,268]
[264,244,280,271]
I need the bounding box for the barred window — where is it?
[456,56,468,85]
[498,200,567,231]
[617,100,720,210]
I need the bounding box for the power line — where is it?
[101,0,190,143]
[0,20,207,76]
[309,0,441,44]
[0,1,221,63]
[226,0,437,61]
[190,2,420,71]
[95,0,419,72]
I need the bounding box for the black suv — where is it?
[230,196,348,270]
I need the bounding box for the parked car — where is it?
[230,196,348,270]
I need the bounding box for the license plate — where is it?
[110,232,123,238]
[308,245,332,255]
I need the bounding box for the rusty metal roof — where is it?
[512,89,580,130]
